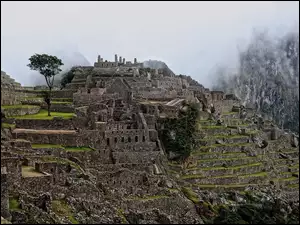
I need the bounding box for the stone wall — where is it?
[73,89,119,106]
[41,103,74,113]
[105,129,150,147]
[213,99,239,114]
[35,162,69,185]
[1,106,40,117]
[134,87,178,100]
[20,175,53,194]
[112,142,157,152]
[15,118,75,130]
[1,157,22,187]
[112,151,161,164]
[96,169,149,188]
[1,167,10,219]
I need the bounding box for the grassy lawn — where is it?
[196,142,251,150]
[9,197,21,211]
[31,144,93,152]
[192,151,246,157]
[197,155,262,163]
[11,110,74,120]
[64,146,94,152]
[1,123,16,129]
[52,98,73,102]
[1,104,38,109]
[32,144,63,149]
[222,112,238,115]
[200,134,248,140]
[21,166,45,177]
[181,187,199,203]
[194,183,251,188]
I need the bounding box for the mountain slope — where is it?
[213,30,299,133]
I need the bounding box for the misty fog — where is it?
[1,1,299,87]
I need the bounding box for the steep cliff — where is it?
[213,30,299,133]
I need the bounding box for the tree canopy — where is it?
[27,54,64,89]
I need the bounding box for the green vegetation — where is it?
[192,151,246,157]
[197,163,262,171]
[60,67,76,88]
[200,125,230,129]
[199,142,251,149]
[159,102,199,161]
[32,144,63,149]
[197,155,261,163]
[27,53,64,116]
[64,146,94,152]
[9,197,21,211]
[117,209,128,224]
[200,134,248,140]
[11,110,74,120]
[52,98,73,102]
[1,123,16,129]
[1,105,38,109]
[51,101,72,104]
[32,144,93,152]
[181,187,199,203]
[194,183,250,188]
[168,188,179,193]
[222,112,237,115]
[181,174,203,179]
[51,200,78,224]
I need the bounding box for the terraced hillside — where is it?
[167,110,299,222]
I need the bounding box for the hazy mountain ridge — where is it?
[213,30,299,133]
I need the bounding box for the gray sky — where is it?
[1,1,299,87]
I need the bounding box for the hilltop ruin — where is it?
[1,55,299,224]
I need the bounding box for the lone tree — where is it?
[27,54,64,116]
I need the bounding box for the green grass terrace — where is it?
[31,144,94,152]
[1,104,38,109]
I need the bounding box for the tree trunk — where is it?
[48,87,52,116]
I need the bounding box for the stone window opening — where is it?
[107,138,110,146]
[143,136,146,142]
[115,137,118,143]
[128,137,131,143]
[121,137,125,142]
[135,136,138,142]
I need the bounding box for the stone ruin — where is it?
[0,56,299,224]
